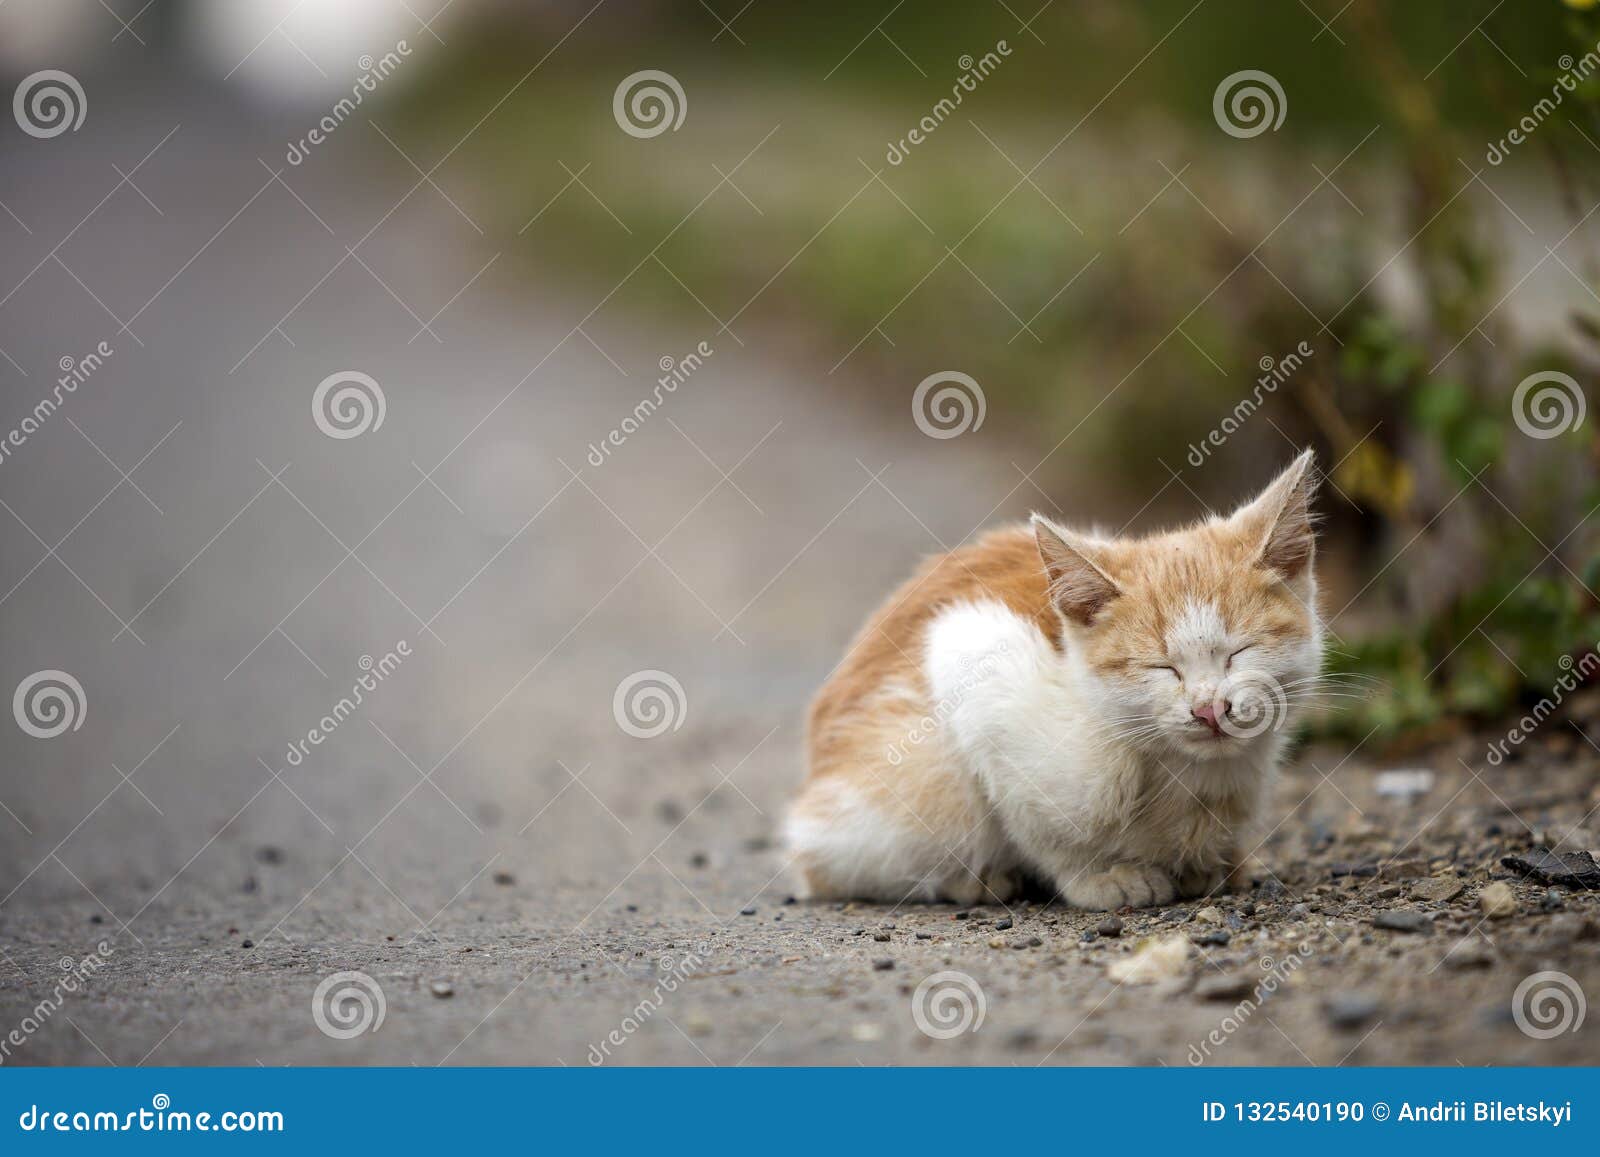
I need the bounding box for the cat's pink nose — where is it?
[1191,702,1226,734]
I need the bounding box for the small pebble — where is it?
[1196,974,1254,1001]
[1193,930,1231,947]
[240,939,254,949]
[492,871,516,886]
[1444,945,1494,970]
[1410,876,1464,904]
[1373,909,1433,934]
[1195,906,1224,926]
[1380,859,1428,880]
[1096,915,1124,938]
[739,906,757,916]
[872,931,891,942]
[1324,991,1380,1029]
[994,917,1014,931]
[872,958,894,971]
[1331,862,1378,878]
[1542,888,1566,912]
[1478,881,1517,919]
[1541,913,1596,945]
[430,980,453,998]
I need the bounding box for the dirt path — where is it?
[0,71,1596,1069]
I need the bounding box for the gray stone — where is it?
[1373,909,1433,934]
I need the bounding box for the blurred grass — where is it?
[388,0,1600,743]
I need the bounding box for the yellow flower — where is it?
[1337,441,1414,519]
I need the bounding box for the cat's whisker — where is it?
[1273,668,1388,688]
[1281,673,1384,688]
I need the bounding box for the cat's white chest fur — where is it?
[924,599,1270,909]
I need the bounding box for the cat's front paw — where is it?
[941,867,1020,906]
[1176,864,1225,899]
[1060,864,1176,911]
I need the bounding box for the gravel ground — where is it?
[5,724,1599,1066]
[0,61,1597,1069]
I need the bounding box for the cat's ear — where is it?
[1032,514,1120,626]
[1233,448,1319,581]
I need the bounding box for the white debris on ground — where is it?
[1106,935,1190,984]
[1375,768,1435,802]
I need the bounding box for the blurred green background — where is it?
[376,0,1600,743]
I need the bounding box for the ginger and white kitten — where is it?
[785,450,1322,911]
